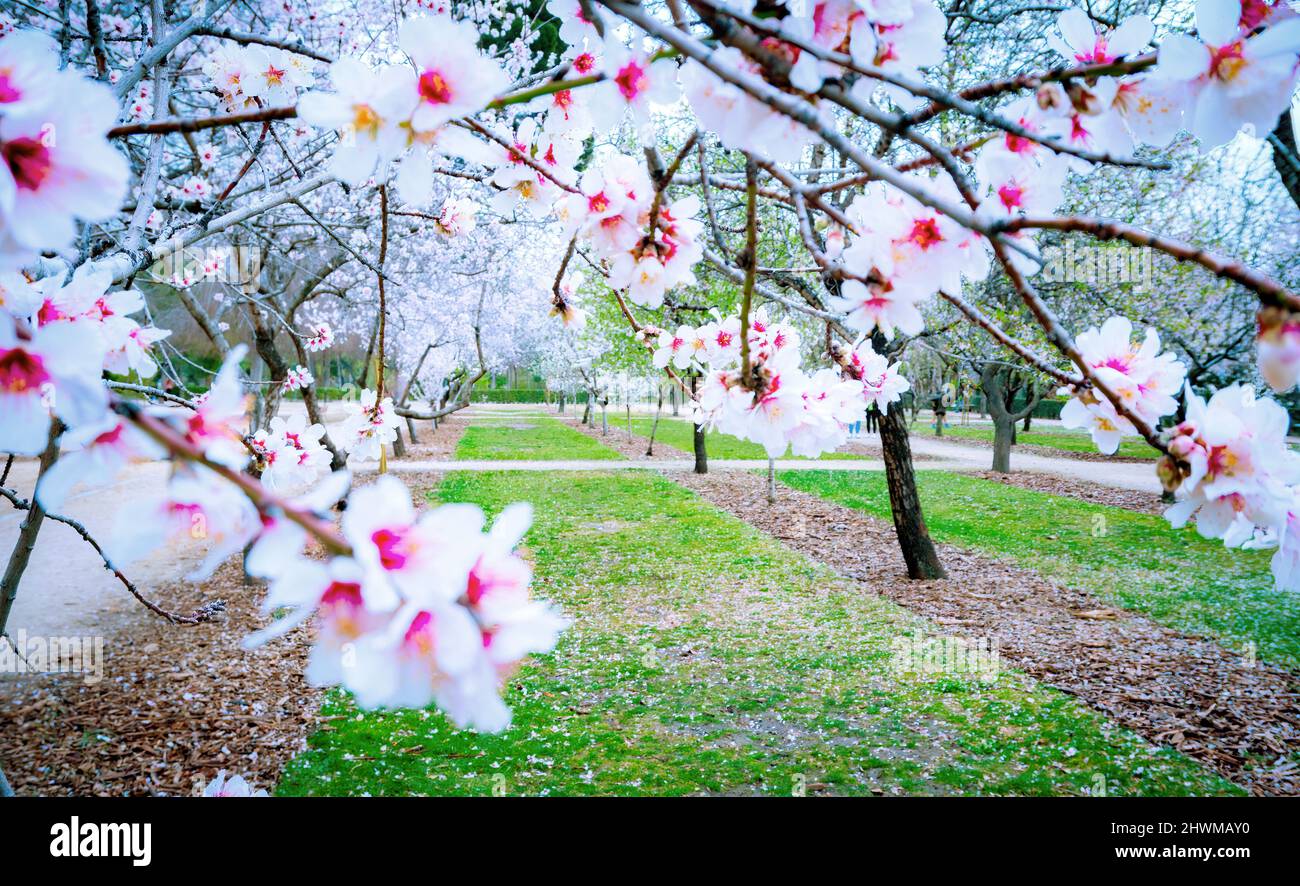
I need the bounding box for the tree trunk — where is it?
[0,423,62,637]
[878,402,946,579]
[647,389,663,456]
[249,301,289,426]
[691,376,707,473]
[392,425,406,458]
[991,422,1013,473]
[767,458,777,504]
[406,417,420,444]
[981,365,1015,474]
[1271,110,1300,211]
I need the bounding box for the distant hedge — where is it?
[473,389,589,404]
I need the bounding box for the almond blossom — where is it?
[0,31,128,268]
[1048,8,1154,66]
[1257,308,1300,392]
[340,388,402,464]
[1163,385,1300,561]
[202,770,268,797]
[1155,0,1300,149]
[283,364,314,392]
[296,58,411,186]
[1059,316,1187,454]
[0,313,108,455]
[305,323,334,352]
[399,14,509,135]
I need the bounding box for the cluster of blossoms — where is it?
[0,31,128,267]
[650,309,909,458]
[557,155,704,309]
[339,388,403,464]
[202,42,316,111]
[433,196,480,236]
[245,477,568,729]
[304,323,335,352]
[250,411,330,490]
[298,14,508,205]
[1,265,169,456]
[1058,317,1187,455]
[282,364,315,392]
[1160,385,1300,592]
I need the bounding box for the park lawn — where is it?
[934,423,1159,460]
[627,415,867,460]
[778,470,1300,669]
[455,412,624,460]
[276,469,1239,796]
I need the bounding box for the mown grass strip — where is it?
[455,412,624,461]
[778,470,1299,668]
[278,469,1238,796]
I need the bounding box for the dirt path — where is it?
[667,469,1300,796]
[0,410,470,796]
[1,459,208,639]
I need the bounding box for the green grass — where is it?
[454,412,624,460]
[779,470,1300,668]
[933,423,1159,460]
[277,469,1238,796]
[627,416,868,460]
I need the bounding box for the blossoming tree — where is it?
[2,0,1300,794]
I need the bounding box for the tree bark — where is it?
[878,401,946,579]
[1271,110,1300,211]
[980,363,1045,474]
[691,376,707,473]
[647,388,663,456]
[0,423,62,637]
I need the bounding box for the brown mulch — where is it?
[966,470,1167,515]
[398,411,470,460]
[0,452,463,794]
[0,558,319,797]
[667,469,1300,796]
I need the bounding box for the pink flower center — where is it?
[371,527,411,570]
[907,218,943,250]
[997,183,1025,211]
[1210,42,1246,81]
[0,347,51,394]
[614,60,648,101]
[1240,0,1272,31]
[403,610,435,653]
[1075,36,1112,65]
[2,137,53,191]
[573,52,595,74]
[418,69,453,105]
[0,71,21,103]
